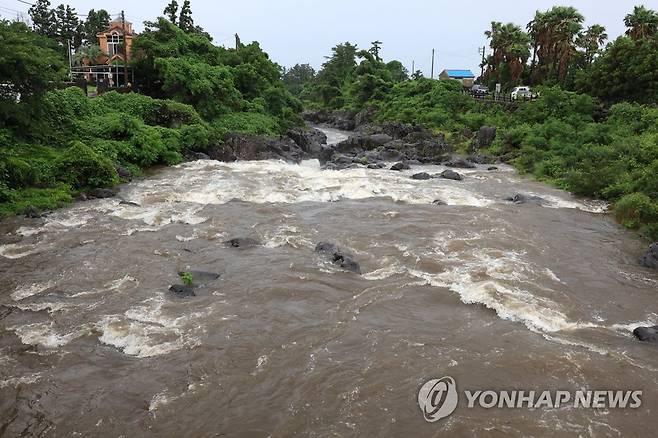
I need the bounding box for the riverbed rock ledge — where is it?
[639,243,658,269]
[169,284,196,298]
[314,242,362,274]
[633,326,658,343]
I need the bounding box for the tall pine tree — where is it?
[28,0,55,38]
[178,0,194,32]
[164,1,179,25]
[84,9,111,44]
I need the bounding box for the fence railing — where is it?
[462,91,538,104]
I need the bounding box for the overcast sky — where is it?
[1,0,651,76]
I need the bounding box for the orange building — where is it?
[97,19,135,65]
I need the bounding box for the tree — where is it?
[369,40,382,61]
[53,4,83,48]
[576,24,607,66]
[178,0,194,32]
[624,6,658,40]
[283,63,316,96]
[28,0,55,38]
[84,9,111,44]
[484,22,530,88]
[583,35,658,104]
[313,42,358,108]
[73,44,105,66]
[386,60,409,82]
[0,20,66,128]
[164,1,179,25]
[527,7,584,84]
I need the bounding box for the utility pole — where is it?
[412,60,415,74]
[431,49,435,79]
[121,11,129,87]
[478,46,486,79]
[67,39,72,81]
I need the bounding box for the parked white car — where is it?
[511,86,533,100]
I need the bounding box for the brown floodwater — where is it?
[1,128,657,437]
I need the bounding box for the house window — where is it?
[107,32,123,57]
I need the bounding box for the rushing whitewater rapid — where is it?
[1,127,656,436]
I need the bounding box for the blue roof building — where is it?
[439,69,476,79]
[439,69,476,87]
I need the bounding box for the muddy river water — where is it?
[1,128,656,436]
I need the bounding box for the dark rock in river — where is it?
[633,326,658,343]
[218,132,304,163]
[440,170,464,181]
[115,165,132,181]
[286,127,327,155]
[314,242,362,274]
[224,238,261,248]
[337,133,393,152]
[468,154,495,164]
[411,172,432,180]
[178,270,221,286]
[444,158,476,169]
[193,152,211,160]
[367,163,386,169]
[88,188,117,199]
[470,126,496,151]
[390,162,411,171]
[432,199,448,206]
[639,243,658,269]
[169,284,196,298]
[506,194,547,205]
[24,205,42,219]
[119,200,141,207]
[380,147,404,162]
[487,166,499,171]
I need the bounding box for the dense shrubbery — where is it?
[371,83,658,239]
[0,10,302,217]
[291,5,658,239]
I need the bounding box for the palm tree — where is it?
[624,6,658,40]
[527,6,583,83]
[576,25,608,65]
[484,22,531,86]
[73,45,105,66]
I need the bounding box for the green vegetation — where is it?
[2,1,657,241]
[294,6,658,239]
[1,1,302,217]
[179,271,194,286]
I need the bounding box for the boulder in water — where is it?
[169,284,196,298]
[411,172,432,180]
[639,243,658,269]
[314,242,362,274]
[432,199,448,206]
[487,166,499,171]
[88,188,117,199]
[444,158,476,169]
[178,270,221,285]
[633,326,658,343]
[506,193,547,205]
[440,170,463,181]
[224,238,261,248]
[390,162,410,171]
[24,205,42,219]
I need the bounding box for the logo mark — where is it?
[418,376,458,422]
